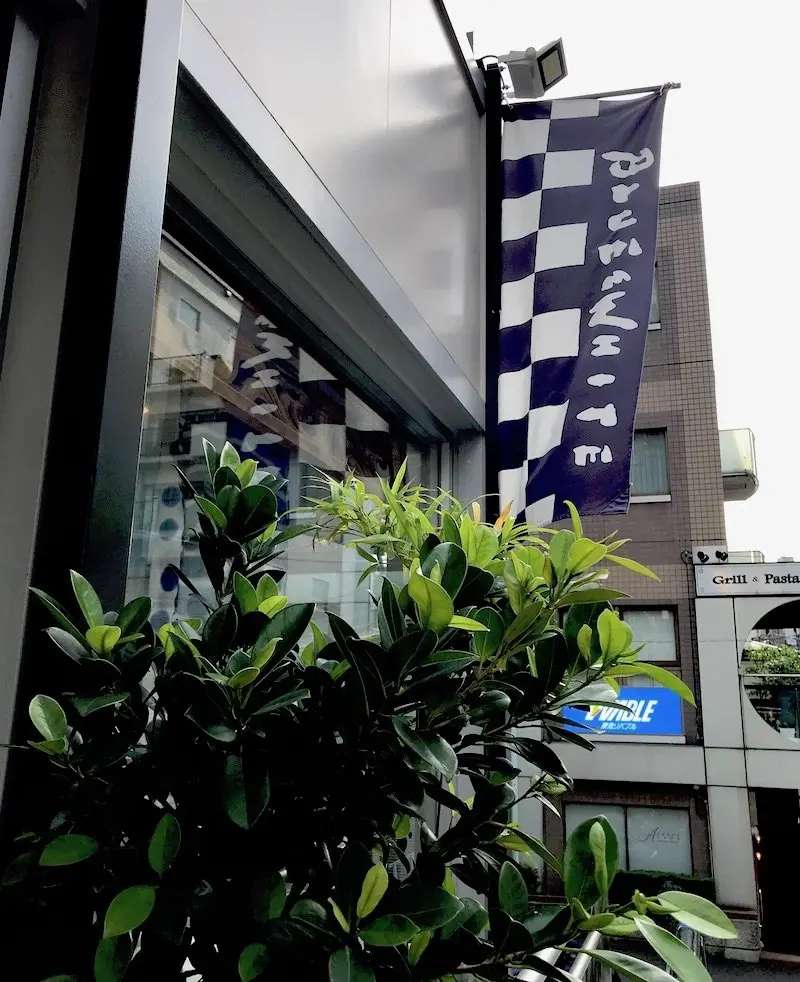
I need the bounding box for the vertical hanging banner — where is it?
[497,93,667,525]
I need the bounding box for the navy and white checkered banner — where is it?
[498,93,666,526]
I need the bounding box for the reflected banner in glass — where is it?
[128,237,422,635]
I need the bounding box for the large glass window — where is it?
[565,804,692,874]
[621,609,677,663]
[630,429,669,498]
[127,237,425,634]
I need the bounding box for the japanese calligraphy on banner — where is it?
[497,93,667,524]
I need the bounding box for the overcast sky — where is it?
[467,1,796,561]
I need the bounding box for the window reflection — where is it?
[127,237,423,634]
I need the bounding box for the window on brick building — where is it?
[620,609,677,663]
[631,429,669,498]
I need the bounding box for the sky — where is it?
[465,1,797,561]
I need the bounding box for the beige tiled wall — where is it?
[577,183,725,742]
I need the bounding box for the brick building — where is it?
[524,182,759,957]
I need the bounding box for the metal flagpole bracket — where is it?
[507,81,681,106]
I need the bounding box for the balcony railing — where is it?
[720,428,758,502]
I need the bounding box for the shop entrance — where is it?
[754,788,800,954]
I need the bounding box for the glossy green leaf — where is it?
[619,661,696,706]
[116,596,152,636]
[392,717,457,781]
[394,885,463,930]
[238,943,269,981]
[233,572,258,614]
[72,693,129,717]
[236,458,258,487]
[607,552,660,580]
[251,638,280,671]
[564,500,583,538]
[554,587,628,608]
[421,542,468,599]
[633,916,712,982]
[356,862,388,919]
[494,826,562,875]
[202,437,220,479]
[330,899,350,933]
[585,950,677,982]
[28,737,68,756]
[255,604,315,661]
[258,596,289,619]
[601,916,641,937]
[473,607,505,658]
[70,570,104,627]
[472,524,500,566]
[567,538,608,574]
[563,815,619,907]
[589,820,609,901]
[94,935,132,982]
[148,814,181,876]
[228,667,260,689]
[408,929,432,965]
[29,695,67,742]
[223,755,270,829]
[440,896,489,940]
[216,485,241,520]
[196,496,228,529]
[359,913,417,946]
[40,834,98,867]
[597,609,631,658]
[256,574,279,604]
[408,570,454,633]
[548,529,576,576]
[45,626,89,662]
[253,872,286,923]
[658,891,737,939]
[103,885,156,938]
[498,861,528,921]
[31,589,85,643]
[328,948,375,982]
[448,615,490,632]
[86,625,122,655]
[237,484,278,535]
[251,688,310,716]
[220,441,241,470]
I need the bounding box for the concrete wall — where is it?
[183,0,484,404]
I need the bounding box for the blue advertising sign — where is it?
[563,687,683,736]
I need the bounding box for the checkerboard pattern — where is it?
[497,94,665,527]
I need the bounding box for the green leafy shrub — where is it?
[610,871,716,905]
[1,446,734,981]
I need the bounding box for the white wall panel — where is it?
[707,786,758,909]
[697,639,745,748]
[746,750,800,789]
[553,743,706,785]
[184,0,483,398]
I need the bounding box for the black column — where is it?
[483,60,502,523]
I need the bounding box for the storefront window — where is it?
[565,804,692,874]
[127,237,424,634]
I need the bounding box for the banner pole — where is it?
[483,59,503,522]
[507,81,681,106]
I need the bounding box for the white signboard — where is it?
[695,563,800,597]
